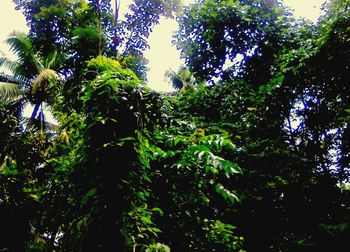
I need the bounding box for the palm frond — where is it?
[0,72,17,83]
[1,97,25,117]
[164,69,183,90]
[6,31,34,61]
[0,81,22,100]
[0,58,30,86]
[0,57,20,75]
[5,31,37,78]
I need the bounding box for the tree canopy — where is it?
[1,0,350,251]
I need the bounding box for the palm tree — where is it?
[164,66,195,91]
[0,31,60,129]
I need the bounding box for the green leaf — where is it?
[80,188,97,208]
[0,166,18,176]
[141,172,152,183]
[139,154,150,169]
[152,207,164,216]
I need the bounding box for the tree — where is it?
[174,0,350,250]
[11,0,179,111]
[175,0,293,85]
[1,0,350,251]
[0,84,50,252]
[164,66,195,90]
[0,31,60,128]
[118,0,180,56]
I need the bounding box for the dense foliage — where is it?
[1,0,350,251]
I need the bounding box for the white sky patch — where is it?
[0,1,28,47]
[283,0,328,22]
[22,102,59,126]
[0,0,28,72]
[144,17,184,92]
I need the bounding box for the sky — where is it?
[0,0,327,93]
